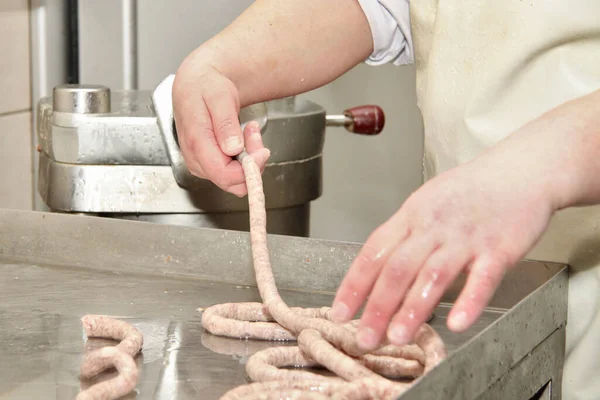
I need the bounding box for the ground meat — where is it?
[200,156,448,399]
[76,346,138,400]
[76,315,143,400]
[81,315,143,357]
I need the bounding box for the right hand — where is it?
[172,60,271,197]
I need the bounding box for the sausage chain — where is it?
[202,156,448,399]
[76,315,143,400]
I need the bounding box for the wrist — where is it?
[510,124,581,215]
[506,90,600,212]
[548,91,600,211]
[470,115,573,216]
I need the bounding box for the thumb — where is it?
[251,148,271,173]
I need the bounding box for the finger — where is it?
[177,125,208,179]
[172,75,247,189]
[204,85,244,156]
[187,130,247,189]
[244,121,266,154]
[355,235,440,351]
[386,245,472,346]
[225,182,248,197]
[222,126,269,198]
[180,99,249,189]
[447,254,506,332]
[222,148,270,197]
[173,109,206,179]
[250,148,271,174]
[330,215,410,324]
[173,87,212,180]
[244,121,270,172]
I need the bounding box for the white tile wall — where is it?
[0,0,31,114]
[0,0,33,210]
[0,111,33,209]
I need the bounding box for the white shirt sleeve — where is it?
[356,0,414,66]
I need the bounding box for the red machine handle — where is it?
[326,105,385,135]
[344,105,385,135]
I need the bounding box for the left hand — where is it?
[329,133,560,350]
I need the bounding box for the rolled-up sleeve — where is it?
[356,0,414,66]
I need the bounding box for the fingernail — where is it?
[223,136,242,153]
[356,327,379,351]
[448,310,469,332]
[388,323,409,345]
[330,302,350,322]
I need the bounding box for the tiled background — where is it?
[0,0,33,210]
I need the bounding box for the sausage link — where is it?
[77,315,143,400]
[208,156,448,399]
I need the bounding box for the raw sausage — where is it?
[203,156,447,399]
[81,315,143,357]
[76,315,143,400]
[76,346,138,400]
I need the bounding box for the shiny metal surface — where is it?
[38,92,169,166]
[0,210,568,399]
[325,114,353,128]
[37,152,322,213]
[478,328,563,400]
[53,84,111,114]
[0,259,497,400]
[37,78,376,236]
[401,262,567,400]
[37,87,336,167]
[103,204,310,237]
[266,96,296,113]
[122,0,138,90]
[36,82,327,235]
[37,92,327,166]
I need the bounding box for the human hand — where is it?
[172,61,270,197]
[329,139,560,351]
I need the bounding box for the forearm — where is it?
[484,88,600,212]
[179,0,374,107]
[551,89,600,209]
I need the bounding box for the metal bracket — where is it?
[152,74,268,189]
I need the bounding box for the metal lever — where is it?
[152,74,268,190]
[326,105,385,135]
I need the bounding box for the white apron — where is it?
[409,1,600,399]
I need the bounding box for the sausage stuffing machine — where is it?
[36,80,384,237]
[0,209,566,399]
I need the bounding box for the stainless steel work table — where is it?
[0,209,567,399]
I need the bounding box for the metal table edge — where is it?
[400,265,568,399]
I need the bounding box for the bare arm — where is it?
[172,0,375,196]
[515,89,600,210]
[180,0,374,108]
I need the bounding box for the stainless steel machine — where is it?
[0,209,566,399]
[36,79,385,237]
